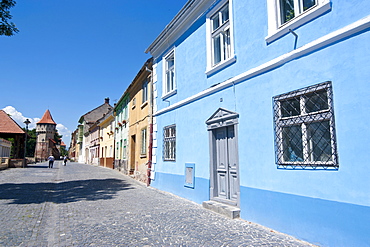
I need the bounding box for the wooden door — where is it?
[214,126,239,202]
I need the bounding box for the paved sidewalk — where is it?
[0,162,315,246]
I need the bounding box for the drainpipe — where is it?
[145,63,153,186]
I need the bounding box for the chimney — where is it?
[105,98,110,104]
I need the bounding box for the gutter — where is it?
[145,65,153,186]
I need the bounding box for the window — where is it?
[123,139,127,159]
[211,3,230,66]
[142,80,148,104]
[163,49,176,96]
[273,81,338,168]
[163,125,176,161]
[266,0,331,43]
[140,128,147,156]
[279,0,316,24]
[206,0,235,75]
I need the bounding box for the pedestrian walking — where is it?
[63,156,68,166]
[48,155,55,168]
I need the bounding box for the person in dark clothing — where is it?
[48,155,55,168]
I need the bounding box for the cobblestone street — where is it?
[0,162,314,246]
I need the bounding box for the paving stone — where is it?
[0,161,315,246]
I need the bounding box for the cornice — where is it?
[145,0,215,57]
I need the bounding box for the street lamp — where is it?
[23,119,31,168]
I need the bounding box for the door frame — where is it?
[206,108,240,207]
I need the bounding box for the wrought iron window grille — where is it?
[163,125,176,161]
[273,81,339,170]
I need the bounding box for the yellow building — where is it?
[127,58,153,184]
[98,110,115,168]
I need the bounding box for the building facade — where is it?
[127,58,153,183]
[145,0,370,246]
[98,109,115,168]
[0,138,11,158]
[77,98,113,164]
[114,94,130,172]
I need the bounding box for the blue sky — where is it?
[1,0,187,146]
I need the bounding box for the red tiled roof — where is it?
[61,141,66,146]
[0,110,26,134]
[37,110,56,125]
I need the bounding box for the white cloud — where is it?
[2,106,39,129]
[2,106,71,145]
[56,123,72,141]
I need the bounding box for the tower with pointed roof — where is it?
[34,110,58,161]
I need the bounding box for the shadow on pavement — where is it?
[26,164,48,169]
[0,178,134,204]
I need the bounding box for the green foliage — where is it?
[60,146,68,157]
[54,131,62,145]
[24,128,36,157]
[0,0,18,36]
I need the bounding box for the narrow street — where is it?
[0,162,314,246]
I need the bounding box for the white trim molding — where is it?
[162,48,177,98]
[206,0,236,75]
[266,0,331,43]
[155,15,370,116]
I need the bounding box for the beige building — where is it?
[127,58,153,184]
[98,110,115,168]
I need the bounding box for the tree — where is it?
[60,146,68,157]
[54,131,62,145]
[0,0,18,36]
[24,128,36,157]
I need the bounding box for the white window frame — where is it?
[266,0,331,43]
[122,139,127,159]
[140,128,147,156]
[162,48,176,98]
[142,79,148,104]
[206,0,236,76]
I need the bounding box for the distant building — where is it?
[0,110,25,159]
[113,58,153,184]
[0,138,11,158]
[34,110,59,161]
[98,109,115,168]
[127,58,153,184]
[77,98,113,164]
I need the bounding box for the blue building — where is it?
[145,1,370,246]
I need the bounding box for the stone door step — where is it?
[202,200,240,219]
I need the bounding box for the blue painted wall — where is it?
[149,0,370,246]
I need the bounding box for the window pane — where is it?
[212,14,220,31]
[307,121,332,162]
[282,125,303,162]
[142,81,148,103]
[213,34,221,65]
[303,0,316,11]
[221,4,229,24]
[281,97,301,117]
[223,29,231,60]
[305,89,328,113]
[280,0,295,23]
[166,71,174,92]
[167,57,174,69]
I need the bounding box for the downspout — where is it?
[146,64,153,186]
